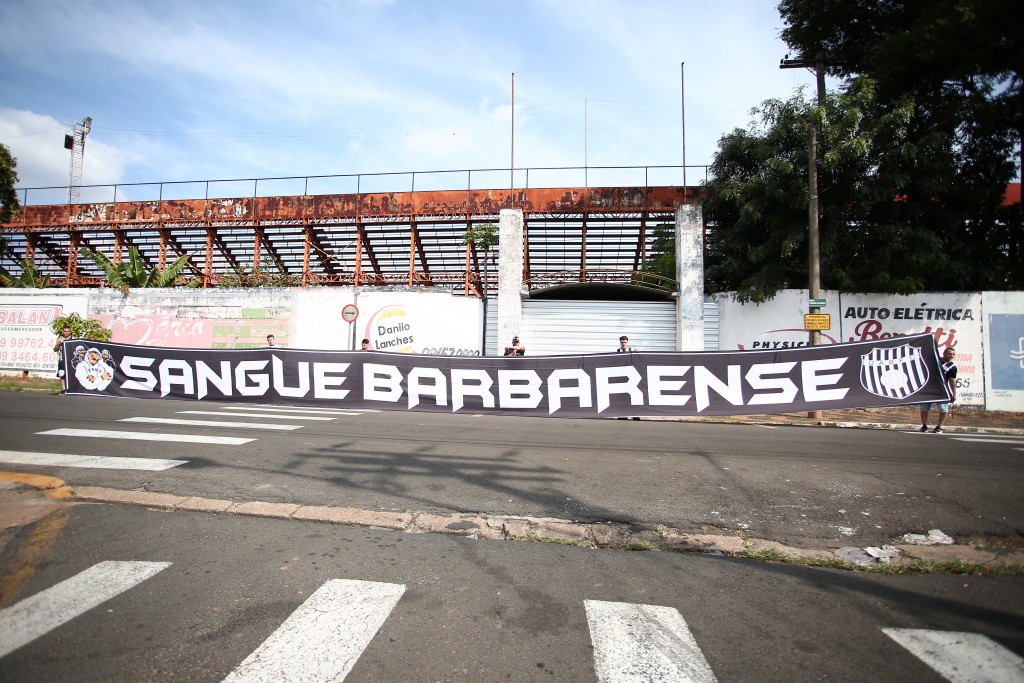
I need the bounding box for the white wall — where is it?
[0,290,88,372]
[981,291,1024,412]
[712,289,993,407]
[1,286,1019,410]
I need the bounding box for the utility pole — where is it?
[64,116,92,204]
[781,54,826,417]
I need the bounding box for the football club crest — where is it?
[860,344,929,399]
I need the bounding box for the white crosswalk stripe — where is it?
[176,410,336,421]
[37,428,254,445]
[584,599,717,683]
[221,579,406,683]
[953,436,1024,445]
[0,449,187,470]
[883,628,1024,682]
[3,560,1019,681]
[32,405,341,454]
[119,417,302,431]
[0,561,171,659]
[221,405,371,415]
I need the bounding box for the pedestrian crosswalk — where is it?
[950,435,1024,453]
[0,449,188,470]
[585,599,716,683]
[222,579,406,683]
[882,628,1024,683]
[119,416,305,430]
[910,431,1024,452]
[1,560,1020,682]
[0,405,371,470]
[0,561,171,659]
[34,427,256,445]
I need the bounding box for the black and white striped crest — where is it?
[860,344,930,399]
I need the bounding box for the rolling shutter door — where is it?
[519,300,677,355]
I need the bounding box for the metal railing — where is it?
[15,164,710,207]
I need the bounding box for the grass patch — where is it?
[617,543,656,552]
[740,548,1024,575]
[956,534,1024,550]
[0,376,60,393]
[519,534,595,549]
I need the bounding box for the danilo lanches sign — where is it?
[62,335,951,419]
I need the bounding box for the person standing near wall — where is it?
[616,335,640,420]
[920,347,958,433]
[52,326,73,393]
[361,338,374,351]
[504,336,525,357]
[266,334,277,347]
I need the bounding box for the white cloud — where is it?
[0,0,824,195]
[0,109,128,192]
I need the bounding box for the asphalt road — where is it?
[1,392,1023,681]
[1,392,1021,550]
[1,502,1022,682]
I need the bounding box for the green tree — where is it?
[50,312,111,342]
[0,259,52,288]
[637,224,676,282]
[462,222,498,293]
[0,143,19,225]
[217,253,302,287]
[79,245,195,294]
[461,222,498,252]
[703,77,956,302]
[778,0,1023,289]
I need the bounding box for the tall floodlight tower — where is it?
[64,116,92,204]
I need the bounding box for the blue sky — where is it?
[0,0,824,203]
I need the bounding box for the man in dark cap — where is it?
[503,335,526,357]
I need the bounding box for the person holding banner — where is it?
[919,347,958,434]
[504,336,526,357]
[52,325,74,393]
[616,335,640,420]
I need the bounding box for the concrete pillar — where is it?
[496,208,524,355]
[675,203,704,350]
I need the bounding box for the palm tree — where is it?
[79,246,194,294]
[0,259,52,288]
[462,222,498,354]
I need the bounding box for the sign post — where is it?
[341,304,359,350]
[803,313,831,331]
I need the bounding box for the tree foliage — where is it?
[704,78,963,301]
[462,222,498,251]
[0,143,19,225]
[704,1,1022,302]
[776,0,1023,290]
[79,246,196,294]
[0,259,52,288]
[462,222,498,292]
[638,224,676,283]
[218,253,303,288]
[50,312,111,342]
[779,0,1021,158]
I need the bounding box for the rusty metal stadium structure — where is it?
[0,170,700,297]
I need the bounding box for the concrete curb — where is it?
[64,484,1024,570]
[821,422,1024,435]
[669,417,1024,435]
[5,466,1023,571]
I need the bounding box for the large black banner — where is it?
[63,334,951,418]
